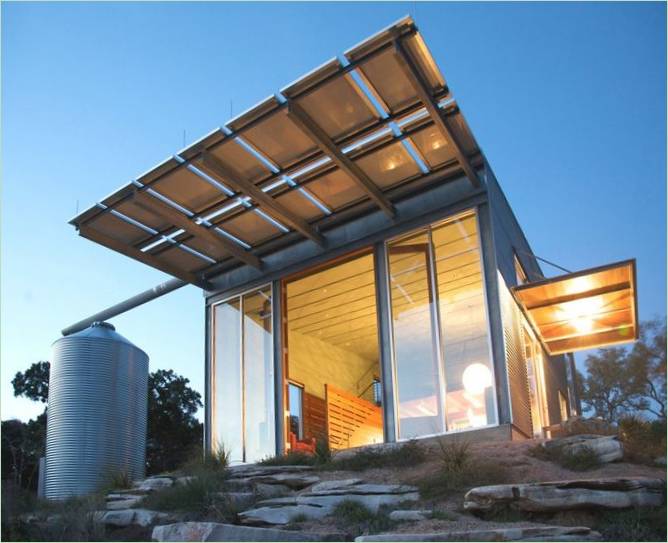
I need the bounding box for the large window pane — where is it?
[285,252,383,451]
[432,214,496,430]
[243,287,275,462]
[212,299,243,463]
[388,230,445,439]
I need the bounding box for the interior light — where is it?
[462,363,492,395]
[431,139,443,150]
[385,160,397,171]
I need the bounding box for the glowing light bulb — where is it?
[462,363,492,395]
[560,297,602,334]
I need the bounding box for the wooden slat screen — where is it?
[325,384,383,450]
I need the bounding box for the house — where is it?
[68,17,638,464]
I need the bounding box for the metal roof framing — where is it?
[70,16,484,287]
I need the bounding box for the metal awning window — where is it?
[513,260,638,355]
[69,16,483,288]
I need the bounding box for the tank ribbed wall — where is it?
[45,322,148,500]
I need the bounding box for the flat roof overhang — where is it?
[513,260,638,355]
[69,16,484,289]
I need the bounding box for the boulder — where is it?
[388,510,432,522]
[99,508,169,527]
[220,491,256,509]
[106,494,145,510]
[307,483,417,496]
[464,477,665,513]
[255,482,293,498]
[543,434,623,463]
[240,473,320,489]
[309,479,363,492]
[240,482,419,525]
[239,504,332,525]
[229,465,314,477]
[296,492,419,512]
[135,477,174,492]
[355,526,602,541]
[152,521,334,541]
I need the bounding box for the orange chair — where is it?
[289,431,316,454]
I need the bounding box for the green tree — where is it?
[578,319,667,423]
[7,362,203,484]
[627,318,666,420]
[146,369,203,474]
[11,361,49,403]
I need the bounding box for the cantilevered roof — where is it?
[513,260,638,355]
[70,16,483,289]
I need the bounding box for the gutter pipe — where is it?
[61,278,187,336]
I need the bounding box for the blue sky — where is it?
[2,1,665,422]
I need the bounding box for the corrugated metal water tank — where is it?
[45,321,148,499]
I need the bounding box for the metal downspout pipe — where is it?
[61,278,188,336]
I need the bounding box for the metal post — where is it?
[477,202,513,425]
[272,280,285,455]
[374,242,397,443]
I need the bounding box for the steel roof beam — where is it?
[286,101,396,218]
[132,191,262,270]
[198,151,325,246]
[78,226,213,289]
[393,38,481,188]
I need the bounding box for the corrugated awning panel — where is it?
[513,260,638,355]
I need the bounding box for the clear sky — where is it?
[2,1,666,422]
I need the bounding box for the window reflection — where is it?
[388,210,496,439]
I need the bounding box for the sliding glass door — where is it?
[211,285,274,463]
[387,210,497,440]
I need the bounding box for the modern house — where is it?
[69,17,638,465]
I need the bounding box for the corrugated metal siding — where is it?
[498,274,533,438]
[541,351,569,425]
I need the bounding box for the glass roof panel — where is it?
[303,169,368,210]
[216,209,283,246]
[354,140,421,189]
[242,109,318,169]
[208,139,271,185]
[356,48,418,114]
[295,75,378,140]
[274,190,326,222]
[150,167,226,213]
[409,124,456,168]
[149,245,210,273]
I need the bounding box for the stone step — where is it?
[97,509,170,528]
[355,526,602,541]
[152,521,339,541]
[464,477,666,513]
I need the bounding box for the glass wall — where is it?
[388,210,496,439]
[212,286,274,463]
[285,252,384,451]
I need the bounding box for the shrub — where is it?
[618,415,667,464]
[314,438,332,465]
[258,451,316,466]
[143,443,233,520]
[332,500,395,537]
[528,443,602,471]
[104,469,132,491]
[593,505,667,542]
[418,437,509,500]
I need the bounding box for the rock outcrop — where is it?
[464,477,665,513]
[152,521,336,541]
[355,526,602,541]
[542,434,623,463]
[239,481,419,525]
